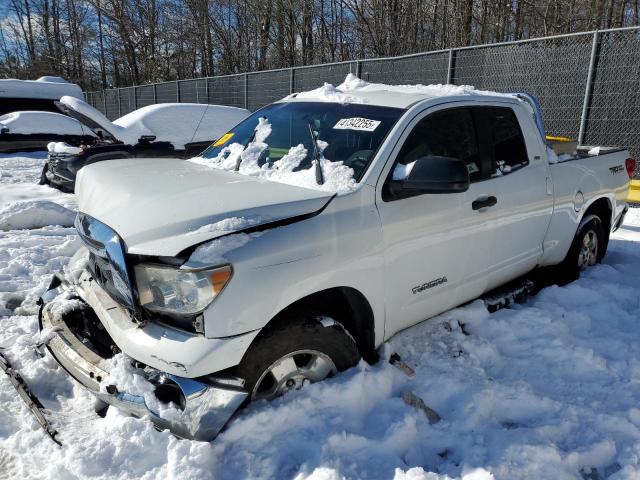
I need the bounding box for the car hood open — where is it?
[75,157,334,257]
[57,96,142,144]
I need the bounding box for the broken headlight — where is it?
[134,264,232,315]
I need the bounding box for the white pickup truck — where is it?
[38,78,633,441]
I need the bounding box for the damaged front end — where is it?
[37,269,248,441]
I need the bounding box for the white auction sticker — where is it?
[333,117,381,132]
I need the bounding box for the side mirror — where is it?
[389,155,470,197]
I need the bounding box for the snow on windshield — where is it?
[191,117,358,195]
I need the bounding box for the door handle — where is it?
[472,196,497,210]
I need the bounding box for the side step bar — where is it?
[0,350,61,445]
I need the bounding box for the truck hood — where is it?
[75,158,333,257]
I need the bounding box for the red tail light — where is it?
[625,158,636,179]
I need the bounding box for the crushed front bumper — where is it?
[38,274,248,441]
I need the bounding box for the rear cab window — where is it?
[479,107,529,176]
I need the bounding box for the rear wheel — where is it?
[233,313,360,402]
[559,215,605,280]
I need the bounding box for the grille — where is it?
[75,213,135,310]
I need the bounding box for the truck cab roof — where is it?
[281,73,516,109]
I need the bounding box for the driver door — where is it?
[376,106,495,337]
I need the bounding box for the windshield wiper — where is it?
[307,122,325,185]
[235,119,264,171]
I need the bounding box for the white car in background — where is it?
[0,111,97,153]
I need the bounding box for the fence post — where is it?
[289,68,295,94]
[579,31,601,145]
[117,89,122,117]
[446,49,456,84]
[176,80,180,102]
[153,84,157,104]
[244,73,248,110]
[355,60,362,78]
[205,77,210,103]
[133,86,138,110]
[196,80,200,103]
[102,91,107,116]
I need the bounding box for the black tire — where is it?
[39,164,50,185]
[233,313,360,401]
[558,215,605,281]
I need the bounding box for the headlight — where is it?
[134,264,232,315]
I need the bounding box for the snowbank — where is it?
[3,150,640,478]
[0,152,78,315]
[0,200,75,231]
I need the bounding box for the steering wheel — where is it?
[345,150,374,170]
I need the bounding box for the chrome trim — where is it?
[75,212,135,309]
[39,276,247,441]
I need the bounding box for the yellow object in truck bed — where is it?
[629,180,640,203]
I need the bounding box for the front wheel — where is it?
[233,314,360,402]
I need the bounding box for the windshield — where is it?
[197,102,404,192]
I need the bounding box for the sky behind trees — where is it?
[1,0,639,91]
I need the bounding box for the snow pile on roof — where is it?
[0,200,75,230]
[0,78,83,100]
[290,73,507,105]
[0,111,95,137]
[191,117,357,195]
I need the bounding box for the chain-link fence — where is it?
[85,26,640,174]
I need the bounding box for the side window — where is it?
[484,107,529,175]
[392,108,484,184]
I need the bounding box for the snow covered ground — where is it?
[1,152,640,480]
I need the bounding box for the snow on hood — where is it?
[0,77,83,100]
[190,117,358,195]
[75,157,333,257]
[59,96,250,148]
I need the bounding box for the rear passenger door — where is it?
[472,105,553,290]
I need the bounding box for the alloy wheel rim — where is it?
[577,229,598,270]
[252,350,337,401]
